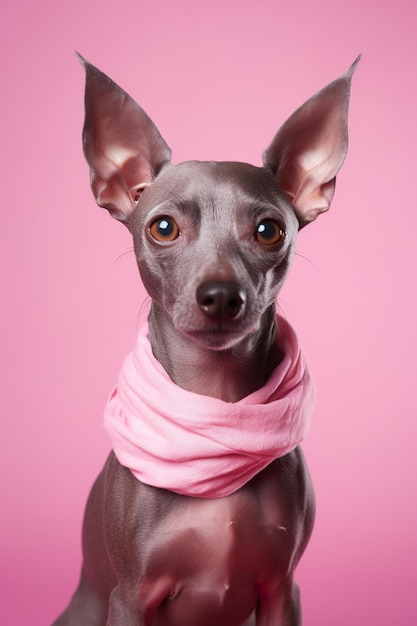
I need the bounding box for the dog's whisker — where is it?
[294,251,318,269]
[137,296,152,325]
[111,248,135,267]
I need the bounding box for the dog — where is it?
[53,55,359,625]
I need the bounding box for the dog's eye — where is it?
[149,217,180,242]
[255,220,285,246]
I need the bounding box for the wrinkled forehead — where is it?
[141,161,298,226]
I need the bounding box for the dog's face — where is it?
[130,161,299,350]
[78,55,358,350]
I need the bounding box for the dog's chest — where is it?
[133,484,291,623]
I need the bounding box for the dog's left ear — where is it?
[77,54,172,226]
[263,57,360,228]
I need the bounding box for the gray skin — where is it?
[53,55,358,625]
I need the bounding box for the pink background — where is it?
[1,0,416,624]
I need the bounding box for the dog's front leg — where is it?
[107,577,175,626]
[256,579,301,626]
[51,573,109,626]
[106,585,145,626]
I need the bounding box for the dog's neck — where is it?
[148,304,282,402]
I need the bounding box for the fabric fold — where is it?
[104,315,315,498]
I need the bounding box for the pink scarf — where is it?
[104,315,315,498]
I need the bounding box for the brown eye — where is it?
[255,220,285,245]
[149,217,180,242]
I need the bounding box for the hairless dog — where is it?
[53,55,359,625]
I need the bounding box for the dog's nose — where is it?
[196,281,246,320]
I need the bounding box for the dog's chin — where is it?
[180,324,256,352]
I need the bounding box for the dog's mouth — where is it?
[179,320,259,351]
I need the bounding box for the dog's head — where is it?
[78,55,358,349]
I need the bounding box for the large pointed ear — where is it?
[263,56,360,228]
[77,54,172,225]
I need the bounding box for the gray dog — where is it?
[54,55,359,625]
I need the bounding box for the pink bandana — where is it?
[104,315,315,498]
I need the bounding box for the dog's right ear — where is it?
[77,54,172,226]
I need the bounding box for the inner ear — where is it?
[133,182,151,203]
[78,54,172,225]
[263,57,360,227]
